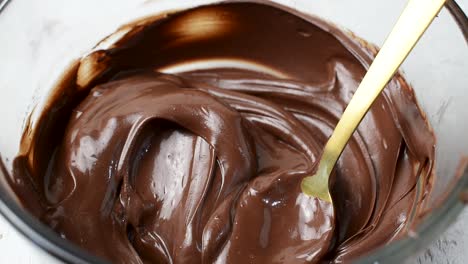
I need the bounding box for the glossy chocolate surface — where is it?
[8,2,435,263]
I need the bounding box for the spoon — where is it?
[301,0,446,202]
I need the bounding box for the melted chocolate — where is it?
[7,2,435,263]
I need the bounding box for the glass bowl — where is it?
[0,0,466,263]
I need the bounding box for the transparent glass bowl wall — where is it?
[0,0,466,263]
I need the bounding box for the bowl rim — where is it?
[0,0,466,263]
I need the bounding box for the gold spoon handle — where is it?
[302,0,446,202]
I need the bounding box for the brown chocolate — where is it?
[6,2,435,263]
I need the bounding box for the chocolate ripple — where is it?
[8,2,435,263]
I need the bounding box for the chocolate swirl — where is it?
[9,2,435,263]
